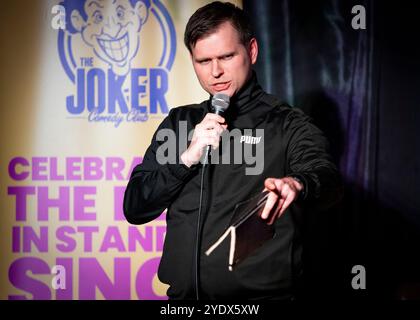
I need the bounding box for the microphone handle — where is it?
[204,109,224,163]
[204,145,211,162]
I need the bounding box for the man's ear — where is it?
[249,38,258,65]
[135,1,149,26]
[70,10,84,32]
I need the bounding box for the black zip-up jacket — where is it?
[123,75,343,300]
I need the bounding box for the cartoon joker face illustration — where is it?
[64,0,150,76]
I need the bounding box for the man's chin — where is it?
[210,89,234,98]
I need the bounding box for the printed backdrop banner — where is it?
[0,0,240,300]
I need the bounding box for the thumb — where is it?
[264,178,277,191]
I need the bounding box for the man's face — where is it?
[72,0,148,75]
[191,21,258,98]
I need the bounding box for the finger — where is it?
[211,139,220,150]
[279,193,295,215]
[264,178,277,192]
[206,136,219,148]
[200,119,218,130]
[204,113,226,124]
[196,127,221,141]
[268,203,282,225]
[203,129,218,138]
[203,129,223,141]
[289,177,303,192]
[205,122,226,136]
[260,192,278,219]
[198,137,213,149]
[202,119,221,130]
[279,183,290,198]
[214,126,224,136]
[268,194,289,225]
[208,136,220,150]
[273,179,285,193]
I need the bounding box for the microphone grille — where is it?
[212,93,230,113]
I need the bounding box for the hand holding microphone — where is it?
[181,93,230,167]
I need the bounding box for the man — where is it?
[124,1,342,300]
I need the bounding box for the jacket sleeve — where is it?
[123,109,198,224]
[284,108,343,210]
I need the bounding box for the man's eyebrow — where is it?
[88,1,104,9]
[194,52,236,62]
[218,52,235,58]
[194,57,210,62]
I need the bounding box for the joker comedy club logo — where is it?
[58,0,175,127]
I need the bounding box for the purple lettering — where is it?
[128,226,153,252]
[100,226,126,252]
[37,186,70,221]
[55,258,73,300]
[8,257,51,300]
[23,226,48,252]
[50,157,65,180]
[157,210,166,221]
[77,226,99,252]
[84,157,103,180]
[8,186,35,221]
[12,226,20,252]
[66,157,82,180]
[106,158,125,180]
[126,157,143,180]
[136,257,166,300]
[56,226,76,252]
[155,226,166,252]
[8,157,29,181]
[79,258,130,299]
[74,186,96,221]
[114,186,125,221]
[32,157,48,181]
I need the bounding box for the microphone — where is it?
[195,92,230,300]
[211,93,230,116]
[204,93,230,161]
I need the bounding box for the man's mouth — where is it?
[212,82,231,91]
[97,32,129,63]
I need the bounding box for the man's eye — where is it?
[117,8,125,19]
[223,55,234,60]
[93,11,103,24]
[199,60,210,65]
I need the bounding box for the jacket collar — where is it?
[206,72,273,129]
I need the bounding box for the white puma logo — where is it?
[240,135,262,144]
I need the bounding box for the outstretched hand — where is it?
[260,177,304,225]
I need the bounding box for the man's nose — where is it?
[104,16,119,37]
[211,60,223,78]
